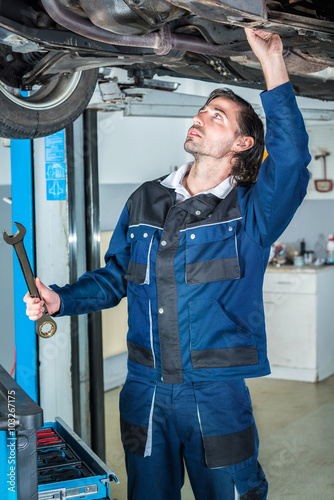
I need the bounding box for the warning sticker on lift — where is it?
[45,131,67,201]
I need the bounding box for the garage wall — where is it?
[0,141,15,373]
[97,111,193,185]
[99,183,139,231]
[0,140,11,184]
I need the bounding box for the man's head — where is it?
[184,88,264,184]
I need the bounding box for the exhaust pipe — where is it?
[41,0,239,57]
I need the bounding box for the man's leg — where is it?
[184,448,267,500]
[175,381,268,500]
[124,382,184,500]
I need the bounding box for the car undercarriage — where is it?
[0,0,334,138]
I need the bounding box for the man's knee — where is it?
[234,462,268,500]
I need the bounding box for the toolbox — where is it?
[37,417,118,500]
[0,364,118,500]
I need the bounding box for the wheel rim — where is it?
[0,72,82,110]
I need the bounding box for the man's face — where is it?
[184,97,242,161]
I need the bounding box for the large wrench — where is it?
[3,222,57,338]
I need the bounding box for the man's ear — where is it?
[233,135,254,152]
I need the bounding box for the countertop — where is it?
[266,264,334,273]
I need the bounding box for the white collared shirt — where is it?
[161,162,235,203]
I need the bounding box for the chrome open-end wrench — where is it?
[3,222,57,338]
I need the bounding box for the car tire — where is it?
[0,68,98,139]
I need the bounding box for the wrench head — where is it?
[3,222,26,245]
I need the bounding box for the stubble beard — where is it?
[184,137,204,159]
[184,137,235,163]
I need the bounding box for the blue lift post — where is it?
[10,139,38,403]
[0,429,9,499]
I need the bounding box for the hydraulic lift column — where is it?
[10,139,38,403]
[83,110,105,461]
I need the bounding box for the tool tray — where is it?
[38,418,118,500]
[0,364,118,500]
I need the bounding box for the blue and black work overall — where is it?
[53,82,310,499]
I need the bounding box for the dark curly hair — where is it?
[205,88,264,184]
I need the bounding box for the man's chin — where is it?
[184,140,197,154]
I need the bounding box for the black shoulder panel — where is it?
[211,186,241,223]
[126,180,175,228]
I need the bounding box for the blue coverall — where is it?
[52,81,311,499]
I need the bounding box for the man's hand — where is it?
[245,27,289,90]
[24,278,61,320]
[245,28,283,61]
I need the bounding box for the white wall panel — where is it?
[97,110,193,184]
[0,141,11,185]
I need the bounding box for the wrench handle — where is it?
[14,241,39,298]
[14,241,57,338]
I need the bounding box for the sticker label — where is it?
[45,130,65,163]
[45,131,66,200]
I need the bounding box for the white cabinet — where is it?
[263,266,334,382]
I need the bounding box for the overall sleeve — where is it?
[50,204,130,316]
[243,81,311,247]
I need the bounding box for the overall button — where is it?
[190,234,196,240]
[143,232,148,238]
[158,308,164,315]
[130,233,135,238]
[228,226,233,232]
[195,210,201,216]
[161,240,167,246]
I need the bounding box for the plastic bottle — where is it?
[300,238,305,256]
[326,234,334,264]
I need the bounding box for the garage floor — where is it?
[105,375,334,500]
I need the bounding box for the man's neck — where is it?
[183,158,232,196]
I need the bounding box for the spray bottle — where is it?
[326,234,334,264]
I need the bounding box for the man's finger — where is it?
[27,312,43,321]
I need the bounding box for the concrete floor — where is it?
[105,375,334,499]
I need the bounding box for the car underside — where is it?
[0,0,334,138]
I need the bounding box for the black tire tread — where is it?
[0,68,98,139]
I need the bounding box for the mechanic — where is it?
[25,28,310,500]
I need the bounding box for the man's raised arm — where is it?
[245,28,289,90]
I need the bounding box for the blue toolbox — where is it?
[0,364,118,500]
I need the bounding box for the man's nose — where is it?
[193,112,204,126]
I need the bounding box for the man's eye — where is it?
[214,113,222,119]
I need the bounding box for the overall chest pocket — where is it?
[125,227,156,285]
[185,222,241,285]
